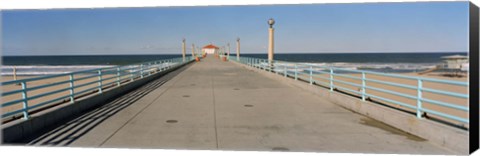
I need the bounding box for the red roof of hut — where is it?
[202,44,219,49]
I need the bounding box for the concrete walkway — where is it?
[25,56,453,154]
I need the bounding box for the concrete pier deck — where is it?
[24,56,453,154]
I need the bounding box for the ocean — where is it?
[2,54,181,76]
[1,52,467,76]
[242,52,468,73]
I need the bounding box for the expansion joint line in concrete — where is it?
[97,66,191,147]
[211,75,219,149]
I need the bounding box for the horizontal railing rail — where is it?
[233,56,469,127]
[1,56,194,121]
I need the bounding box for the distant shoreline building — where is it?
[441,55,469,71]
[202,44,219,54]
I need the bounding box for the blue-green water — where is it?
[240,52,466,63]
[1,52,468,75]
[2,54,182,65]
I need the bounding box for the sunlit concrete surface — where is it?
[24,56,454,154]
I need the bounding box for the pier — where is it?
[1,55,467,154]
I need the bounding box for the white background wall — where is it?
[204,49,217,54]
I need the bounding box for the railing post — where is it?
[257,59,260,68]
[159,61,163,71]
[259,59,262,69]
[417,79,423,118]
[69,74,75,103]
[147,63,151,76]
[309,65,313,85]
[21,81,30,119]
[258,59,261,69]
[284,64,287,77]
[294,64,298,80]
[274,61,278,74]
[269,61,272,72]
[130,67,134,81]
[154,62,157,72]
[157,61,164,72]
[265,60,267,71]
[361,72,366,101]
[98,70,103,94]
[330,68,334,91]
[164,60,167,70]
[145,63,149,76]
[264,60,267,71]
[140,64,144,78]
[263,60,266,71]
[151,62,154,73]
[116,67,121,86]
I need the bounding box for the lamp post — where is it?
[268,18,275,68]
[220,46,224,61]
[182,38,186,62]
[236,38,240,61]
[191,43,195,57]
[197,46,200,57]
[227,43,230,60]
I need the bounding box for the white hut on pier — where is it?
[202,44,219,54]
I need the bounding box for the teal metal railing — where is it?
[1,56,194,121]
[233,56,469,126]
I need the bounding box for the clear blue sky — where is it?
[2,2,469,56]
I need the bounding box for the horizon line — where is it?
[1,51,469,57]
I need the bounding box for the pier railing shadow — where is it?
[16,63,191,146]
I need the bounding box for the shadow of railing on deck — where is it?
[18,64,191,146]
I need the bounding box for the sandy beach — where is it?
[1,70,469,128]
